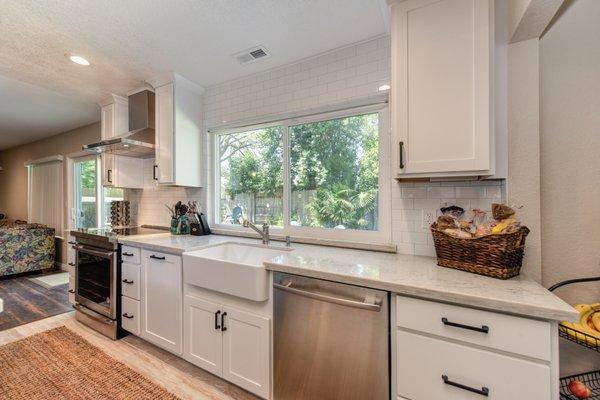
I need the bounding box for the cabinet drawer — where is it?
[121,245,141,264]
[121,263,140,300]
[397,330,551,400]
[121,296,140,336]
[396,296,551,360]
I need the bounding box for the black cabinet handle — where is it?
[149,255,166,260]
[107,169,113,183]
[68,262,75,267]
[122,313,134,319]
[153,165,158,181]
[68,241,76,245]
[399,141,405,169]
[215,310,221,330]
[122,279,134,284]
[441,317,489,334]
[221,312,227,332]
[442,375,489,397]
[68,289,75,294]
[122,252,134,257]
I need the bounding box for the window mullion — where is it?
[282,122,290,233]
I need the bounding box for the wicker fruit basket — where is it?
[430,223,530,279]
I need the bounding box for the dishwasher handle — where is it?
[274,282,381,312]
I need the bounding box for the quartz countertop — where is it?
[118,233,578,322]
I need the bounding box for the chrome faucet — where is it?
[241,219,270,245]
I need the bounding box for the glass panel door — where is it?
[74,157,98,229]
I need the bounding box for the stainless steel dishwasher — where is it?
[274,272,389,400]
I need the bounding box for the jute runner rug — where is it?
[0,326,179,399]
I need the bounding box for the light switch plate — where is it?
[422,209,437,229]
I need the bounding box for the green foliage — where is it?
[219,113,379,231]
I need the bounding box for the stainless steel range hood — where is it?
[84,90,156,158]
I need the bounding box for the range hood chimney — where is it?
[83,90,156,158]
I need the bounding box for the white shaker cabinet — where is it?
[99,94,144,188]
[395,295,559,400]
[391,0,502,178]
[184,294,271,399]
[140,250,183,355]
[152,73,203,187]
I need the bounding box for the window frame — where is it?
[72,154,101,229]
[211,104,391,245]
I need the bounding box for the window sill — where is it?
[210,227,397,253]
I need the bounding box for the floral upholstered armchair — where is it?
[0,222,55,277]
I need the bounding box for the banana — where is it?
[592,312,600,332]
[577,307,600,341]
[561,303,600,346]
[575,304,592,313]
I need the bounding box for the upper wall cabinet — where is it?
[151,74,203,187]
[391,0,505,179]
[100,94,129,140]
[98,95,144,189]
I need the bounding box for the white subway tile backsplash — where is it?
[401,187,427,199]
[455,186,486,199]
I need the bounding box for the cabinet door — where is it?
[100,104,114,140]
[183,295,223,376]
[113,156,144,189]
[392,0,492,175]
[155,83,175,184]
[101,153,116,187]
[222,306,270,399]
[141,250,182,355]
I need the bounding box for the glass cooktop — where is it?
[76,226,167,238]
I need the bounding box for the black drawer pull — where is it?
[122,313,134,319]
[68,241,76,245]
[122,279,134,284]
[442,317,489,334]
[68,289,75,294]
[149,255,166,260]
[221,312,227,332]
[215,310,221,330]
[68,262,75,267]
[442,375,489,397]
[122,252,134,257]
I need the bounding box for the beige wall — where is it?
[539,0,600,304]
[507,38,542,282]
[0,122,100,263]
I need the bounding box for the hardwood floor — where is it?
[0,312,260,400]
[0,272,71,331]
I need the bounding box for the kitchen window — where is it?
[73,155,124,228]
[214,105,390,244]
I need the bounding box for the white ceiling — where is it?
[0,0,388,150]
[0,75,99,150]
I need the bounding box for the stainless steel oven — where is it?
[74,240,117,319]
[71,233,120,339]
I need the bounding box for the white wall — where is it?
[539,0,600,304]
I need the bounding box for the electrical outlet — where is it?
[422,209,437,229]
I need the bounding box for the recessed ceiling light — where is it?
[69,55,90,66]
[378,84,391,92]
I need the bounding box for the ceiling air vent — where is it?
[234,46,271,65]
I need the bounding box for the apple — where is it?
[568,380,593,399]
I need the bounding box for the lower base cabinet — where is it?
[140,250,182,355]
[184,294,270,399]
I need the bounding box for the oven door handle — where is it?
[74,245,114,258]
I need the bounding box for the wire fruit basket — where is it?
[549,277,600,400]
